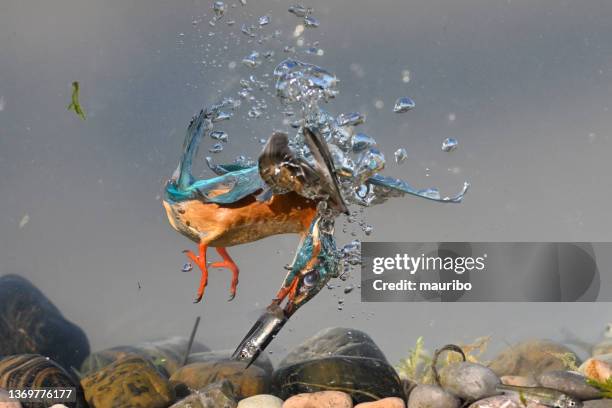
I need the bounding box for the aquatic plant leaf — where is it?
[586,376,612,399]
[545,351,580,371]
[396,336,490,385]
[67,81,86,120]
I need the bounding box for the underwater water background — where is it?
[1,0,611,364]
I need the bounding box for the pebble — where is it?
[489,339,580,377]
[593,324,612,356]
[81,336,209,377]
[593,340,612,357]
[238,394,283,408]
[407,384,459,408]
[170,360,269,400]
[0,275,90,370]
[584,400,612,408]
[279,327,388,368]
[579,355,612,382]
[0,354,87,408]
[188,350,274,377]
[81,356,173,408]
[500,375,539,387]
[355,397,405,408]
[467,396,521,408]
[170,380,236,408]
[282,391,352,408]
[273,356,403,404]
[438,362,500,401]
[0,389,22,408]
[537,370,601,400]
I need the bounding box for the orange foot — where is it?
[210,247,240,301]
[183,242,209,303]
[183,245,240,302]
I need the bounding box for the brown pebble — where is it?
[580,357,612,382]
[500,375,539,387]
[355,397,405,408]
[282,391,352,408]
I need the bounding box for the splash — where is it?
[182,4,469,296]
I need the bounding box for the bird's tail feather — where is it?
[175,110,209,191]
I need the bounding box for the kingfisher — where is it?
[163,108,351,306]
[163,109,468,363]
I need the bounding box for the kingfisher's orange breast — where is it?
[163,192,318,247]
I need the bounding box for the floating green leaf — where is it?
[67,81,86,120]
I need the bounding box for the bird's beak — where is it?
[231,303,288,368]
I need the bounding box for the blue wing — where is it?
[166,166,265,204]
[165,109,266,204]
[166,110,469,206]
[367,174,470,203]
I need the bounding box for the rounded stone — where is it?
[407,384,459,408]
[188,350,274,377]
[81,337,209,377]
[355,397,405,408]
[584,400,612,408]
[0,275,90,370]
[593,340,612,357]
[488,339,580,377]
[467,396,521,408]
[0,354,87,408]
[170,360,269,399]
[580,356,612,382]
[282,391,352,408]
[537,370,600,400]
[0,388,22,408]
[500,376,538,387]
[237,394,283,408]
[272,356,403,404]
[170,380,237,408]
[80,356,174,408]
[438,362,500,401]
[279,327,388,368]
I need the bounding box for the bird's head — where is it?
[282,215,340,317]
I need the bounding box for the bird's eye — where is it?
[303,270,319,287]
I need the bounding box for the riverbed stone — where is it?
[488,339,580,377]
[0,275,90,370]
[81,336,209,377]
[188,350,273,377]
[273,356,403,404]
[467,396,521,408]
[170,359,268,399]
[282,391,352,408]
[169,380,237,408]
[580,355,612,383]
[237,394,283,408]
[356,397,405,408]
[0,389,22,408]
[406,384,459,408]
[537,370,601,400]
[279,327,388,368]
[0,354,87,408]
[584,400,612,408]
[500,375,539,387]
[439,362,500,401]
[80,356,174,408]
